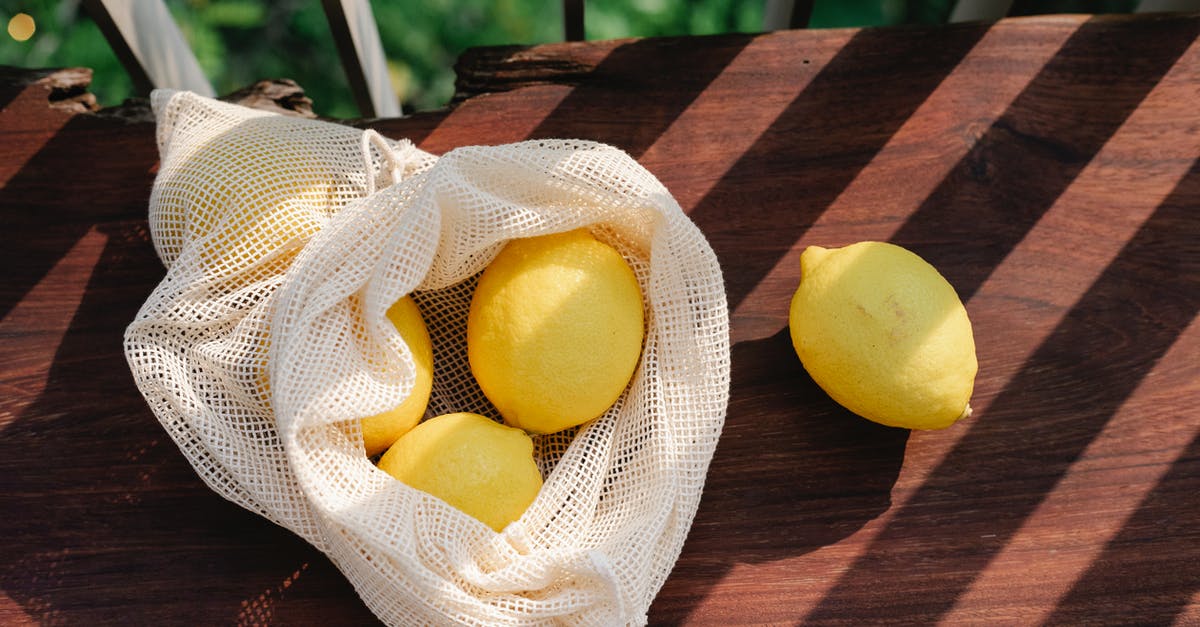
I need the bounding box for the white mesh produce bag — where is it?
[124,89,730,625]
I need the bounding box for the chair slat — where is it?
[763,0,813,31]
[321,0,402,118]
[1136,0,1200,12]
[81,0,215,97]
[948,0,1015,23]
[563,0,585,41]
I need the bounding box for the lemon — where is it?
[361,296,435,456]
[378,412,543,532]
[158,119,336,273]
[467,229,645,434]
[788,241,977,430]
[253,296,433,456]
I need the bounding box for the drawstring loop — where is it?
[360,129,409,196]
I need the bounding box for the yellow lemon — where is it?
[361,296,434,456]
[467,229,644,434]
[157,119,336,274]
[253,296,433,456]
[788,241,977,430]
[378,412,542,532]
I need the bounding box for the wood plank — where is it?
[0,68,380,626]
[3,11,1198,625]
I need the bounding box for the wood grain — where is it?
[3,12,1198,625]
[0,65,379,626]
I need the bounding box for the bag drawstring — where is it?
[360,129,412,196]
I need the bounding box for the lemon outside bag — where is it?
[124,90,731,625]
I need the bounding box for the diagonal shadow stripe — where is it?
[805,155,1200,623]
[1,115,158,322]
[521,35,750,158]
[1045,432,1200,625]
[0,218,381,623]
[0,72,31,112]
[652,25,989,622]
[684,22,989,311]
[889,16,1200,302]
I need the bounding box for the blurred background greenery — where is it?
[1,0,1138,118]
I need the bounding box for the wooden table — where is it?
[3,12,1198,625]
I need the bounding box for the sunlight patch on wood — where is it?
[729,17,1080,330]
[0,227,106,430]
[639,29,851,212]
[0,588,38,627]
[943,314,1199,624]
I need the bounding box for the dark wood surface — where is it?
[3,13,1198,625]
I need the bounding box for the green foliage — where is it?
[1,0,132,107]
[810,0,952,27]
[176,0,358,118]
[0,0,1147,118]
[370,0,563,112]
[585,0,762,39]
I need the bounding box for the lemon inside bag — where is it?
[127,89,730,625]
[151,116,352,274]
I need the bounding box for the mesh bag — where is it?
[125,90,730,625]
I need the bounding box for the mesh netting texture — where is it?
[124,90,730,625]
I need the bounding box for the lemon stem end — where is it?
[799,246,830,281]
